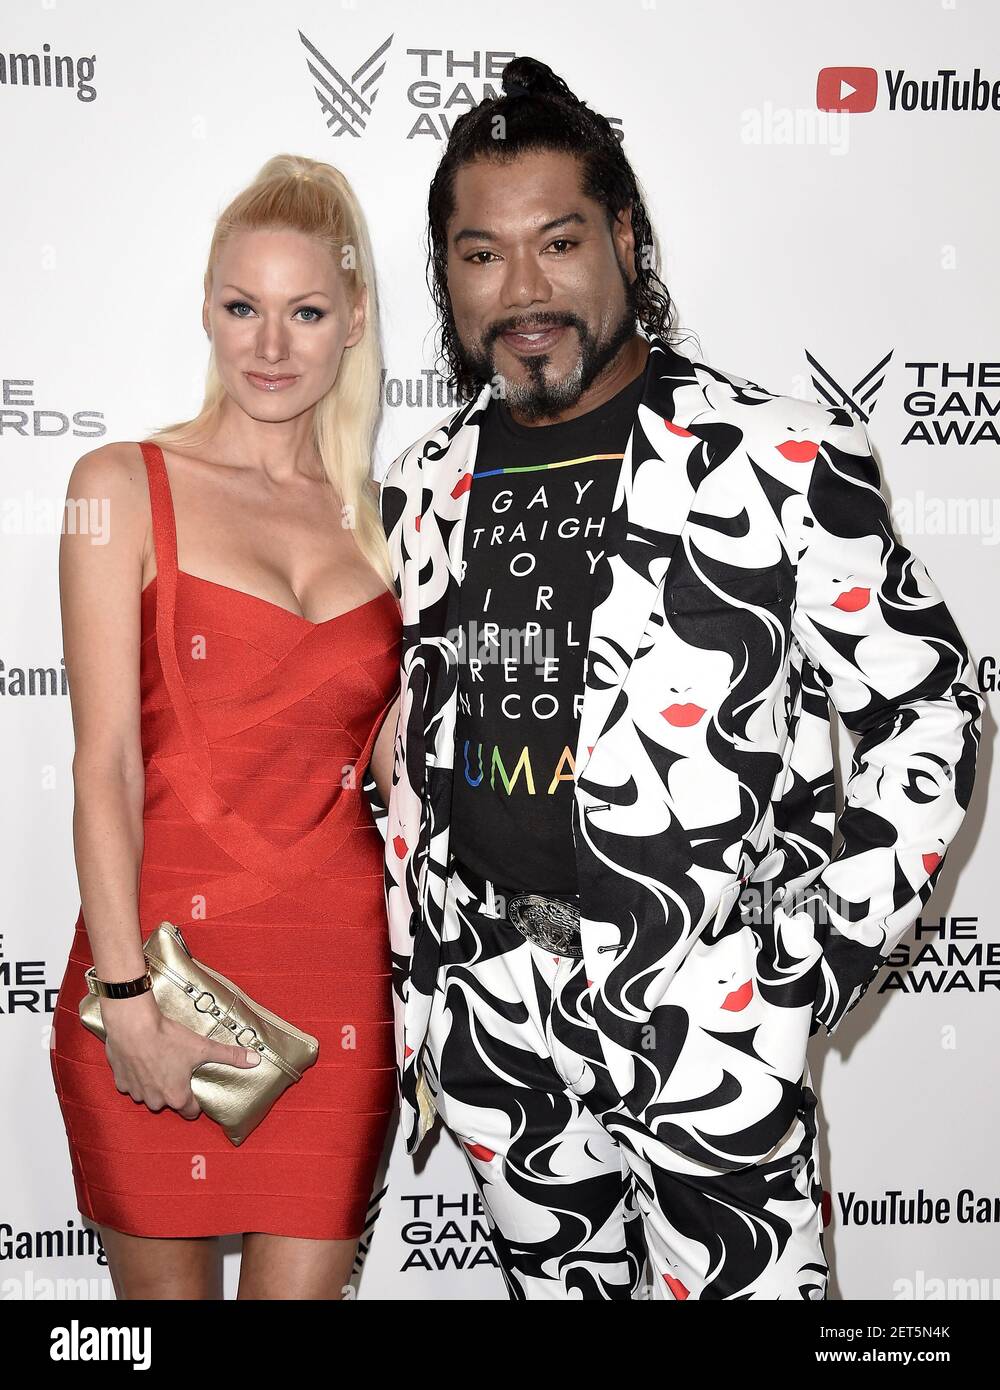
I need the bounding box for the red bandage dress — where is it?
[49,441,402,1239]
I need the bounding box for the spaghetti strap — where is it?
[139,440,179,585]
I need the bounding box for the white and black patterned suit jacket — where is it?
[362,333,985,1163]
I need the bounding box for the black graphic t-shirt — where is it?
[450,367,646,893]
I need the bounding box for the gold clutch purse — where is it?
[78,921,319,1146]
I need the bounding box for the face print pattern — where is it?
[366,336,985,1163]
[420,860,829,1299]
[369,397,494,1142]
[786,422,982,1035]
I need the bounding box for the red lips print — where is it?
[664,420,694,437]
[463,1141,496,1162]
[661,702,706,727]
[392,835,408,858]
[832,586,870,612]
[722,979,753,1012]
[922,852,942,874]
[663,1272,691,1299]
[451,472,473,499]
[776,439,819,463]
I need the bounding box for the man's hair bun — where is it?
[501,56,577,104]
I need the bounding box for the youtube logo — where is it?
[817,66,878,112]
[816,65,1000,115]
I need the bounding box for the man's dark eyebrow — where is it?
[452,211,588,248]
[221,285,332,303]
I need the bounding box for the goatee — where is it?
[456,276,641,423]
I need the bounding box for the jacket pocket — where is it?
[668,569,784,615]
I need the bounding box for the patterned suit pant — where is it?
[421,854,830,1300]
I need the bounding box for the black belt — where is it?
[449,854,584,958]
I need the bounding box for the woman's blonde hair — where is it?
[148,152,392,591]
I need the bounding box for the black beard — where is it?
[454,273,641,423]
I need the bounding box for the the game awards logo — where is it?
[299,30,393,136]
[806,349,893,423]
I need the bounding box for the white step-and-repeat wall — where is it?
[3,0,997,1300]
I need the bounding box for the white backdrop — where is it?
[2,0,997,1301]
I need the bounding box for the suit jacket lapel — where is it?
[575,337,715,778]
[416,383,493,783]
[408,384,491,926]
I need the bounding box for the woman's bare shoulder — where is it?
[66,439,147,483]
[63,442,154,567]
[64,440,149,495]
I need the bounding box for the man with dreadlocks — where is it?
[368,56,983,1300]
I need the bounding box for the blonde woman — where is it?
[49,155,402,1300]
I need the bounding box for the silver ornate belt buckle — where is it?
[506,894,583,958]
